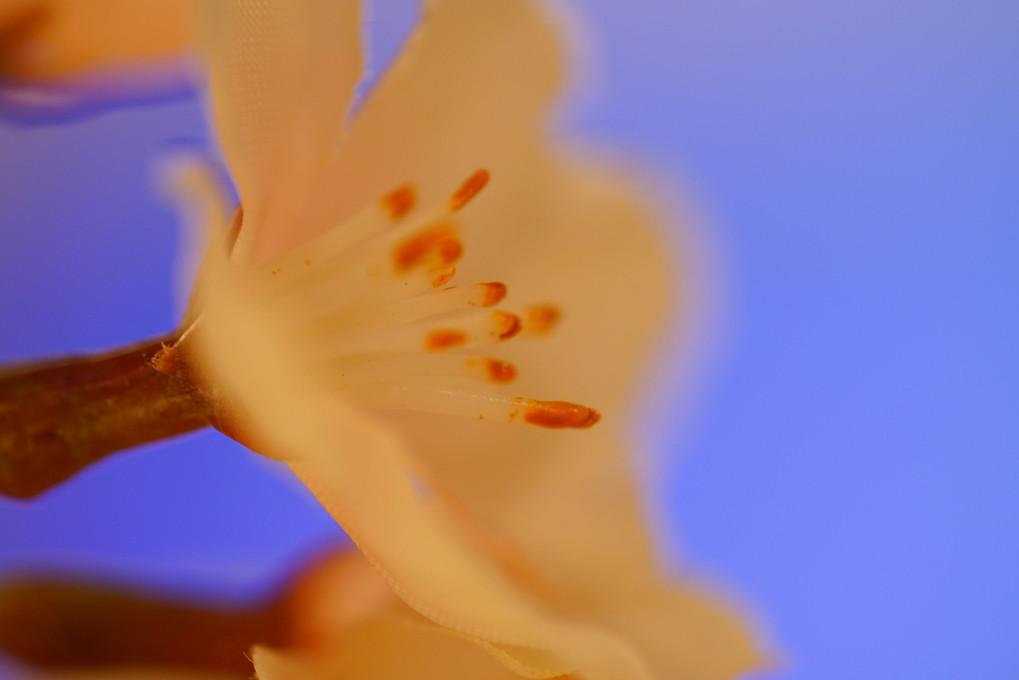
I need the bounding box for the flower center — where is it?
[252,170,599,429]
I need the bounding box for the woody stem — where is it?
[0,334,212,499]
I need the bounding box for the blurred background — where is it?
[0,0,1016,678]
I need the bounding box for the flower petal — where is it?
[384,157,675,577]
[252,616,528,680]
[200,0,362,262]
[245,0,565,263]
[377,159,765,677]
[194,247,656,679]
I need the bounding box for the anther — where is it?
[425,330,468,351]
[437,237,464,265]
[381,185,416,220]
[493,312,523,340]
[522,400,601,429]
[432,267,456,288]
[525,304,561,335]
[450,169,490,212]
[481,282,507,307]
[393,224,457,271]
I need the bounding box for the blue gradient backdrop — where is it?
[1,1,1016,678]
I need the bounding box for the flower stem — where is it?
[0,334,211,499]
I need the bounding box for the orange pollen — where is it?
[393,223,457,271]
[450,169,490,212]
[484,359,517,383]
[523,401,601,429]
[482,282,507,307]
[425,330,467,351]
[494,312,523,340]
[438,237,464,265]
[381,184,416,219]
[526,304,561,334]
[432,267,456,288]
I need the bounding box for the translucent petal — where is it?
[195,249,654,679]
[201,0,362,263]
[245,0,565,263]
[187,0,765,676]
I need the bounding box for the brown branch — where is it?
[0,577,293,674]
[0,334,212,499]
[0,548,351,674]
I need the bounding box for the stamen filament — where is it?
[316,354,518,387]
[297,310,521,363]
[342,383,599,429]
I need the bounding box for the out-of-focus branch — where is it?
[0,334,211,499]
[0,577,293,674]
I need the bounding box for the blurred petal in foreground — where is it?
[0,0,196,118]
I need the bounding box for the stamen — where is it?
[431,267,457,288]
[482,282,508,306]
[494,311,522,340]
[425,330,467,351]
[421,311,520,352]
[381,185,416,220]
[343,384,599,429]
[272,224,464,323]
[392,223,457,271]
[450,169,490,212]
[521,400,601,428]
[317,355,518,386]
[298,310,523,361]
[524,304,561,335]
[330,284,511,331]
[261,186,411,284]
[243,172,601,432]
[480,358,517,383]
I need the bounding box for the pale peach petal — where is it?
[201,0,362,263]
[252,617,522,680]
[377,157,674,585]
[340,97,763,680]
[589,586,764,680]
[194,249,655,679]
[247,0,565,263]
[0,0,194,80]
[183,0,764,676]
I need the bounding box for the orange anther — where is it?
[393,223,456,271]
[381,184,415,219]
[425,330,467,351]
[523,401,601,429]
[481,282,507,307]
[432,267,456,288]
[526,304,561,334]
[484,359,517,383]
[450,169,490,212]
[494,312,522,340]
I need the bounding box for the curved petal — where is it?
[247,0,566,263]
[200,0,362,263]
[369,148,762,678]
[253,617,523,680]
[188,0,762,676]
[193,247,655,679]
[0,0,194,80]
[384,155,675,579]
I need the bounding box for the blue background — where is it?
[1,1,1016,678]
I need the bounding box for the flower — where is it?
[177,1,765,679]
